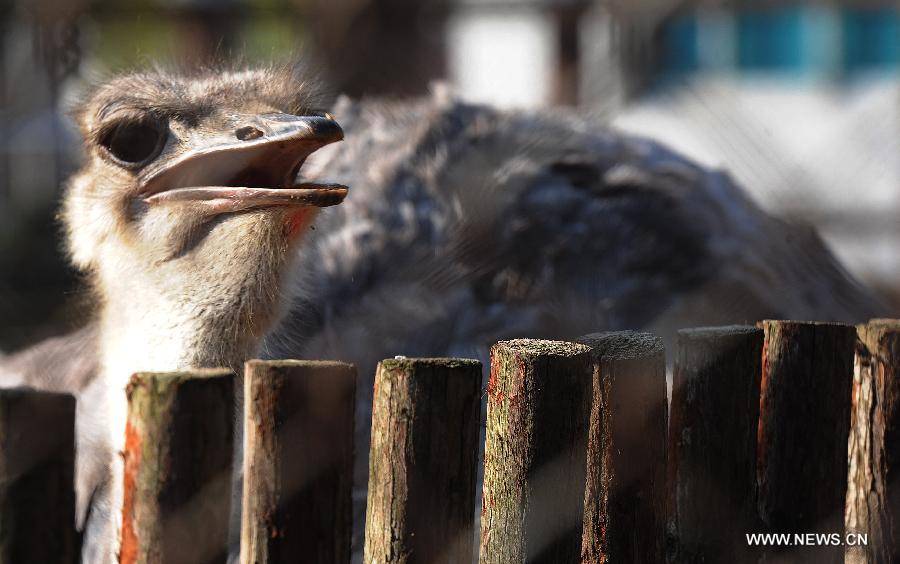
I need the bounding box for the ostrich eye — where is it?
[101,120,166,167]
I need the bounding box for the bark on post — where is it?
[241,360,356,564]
[577,331,667,563]
[847,319,900,564]
[757,320,855,563]
[479,339,593,564]
[364,357,482,564]
[667,326,763,563]
[119,369,234,564]
[0,389,76,564]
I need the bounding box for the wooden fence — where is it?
[2,319,899,563]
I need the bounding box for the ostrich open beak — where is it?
[139,113,347,214]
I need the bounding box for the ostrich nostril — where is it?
[236,126,264,141]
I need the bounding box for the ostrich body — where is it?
[0,68,883,562]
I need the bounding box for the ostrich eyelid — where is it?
[98,118,169,170]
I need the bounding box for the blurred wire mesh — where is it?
[0,0,897,350]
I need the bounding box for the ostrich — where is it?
[0,66,884,562]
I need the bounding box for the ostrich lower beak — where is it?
[140,113,348,213]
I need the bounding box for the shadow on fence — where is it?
[3,319,898,563]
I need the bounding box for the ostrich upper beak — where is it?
[139,113,347,214]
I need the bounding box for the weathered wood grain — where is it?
[577,331,667,564]
[363,357,482,563]
[479,339,593,564]
[667,326,763,563]
[119,369,234,564]
[0,388,76,564]
[757,320,855,563]
[240,360,356,564]
[847,319,900,564]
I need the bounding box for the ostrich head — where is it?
[62,67,347,370]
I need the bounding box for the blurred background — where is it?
[0,0,897,351]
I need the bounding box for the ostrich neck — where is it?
[95,232,299,388]
[97,261,270,394]
[98,290,258,387]
[86,269,268,563]
[95,273,270,456]
[92,210,307,459]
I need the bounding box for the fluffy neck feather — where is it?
[93,209,311,391]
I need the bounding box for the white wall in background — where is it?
[614,77,900,286]
[447,6,555,108]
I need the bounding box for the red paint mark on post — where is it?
[119,420,142,564]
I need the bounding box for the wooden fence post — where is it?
[847,319,900,563]
[757,320,855,563]
[0,389,76,563]
[667,326,763,563]
[363,357,482,563]
[577,331,667,563]
[241,360,356,564]
[479,339,593,563]
[120,369,234,564]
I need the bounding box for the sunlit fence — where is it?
[3,319,899,563]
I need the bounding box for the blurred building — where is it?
[606,4,900,304]
[447,2,899,107]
